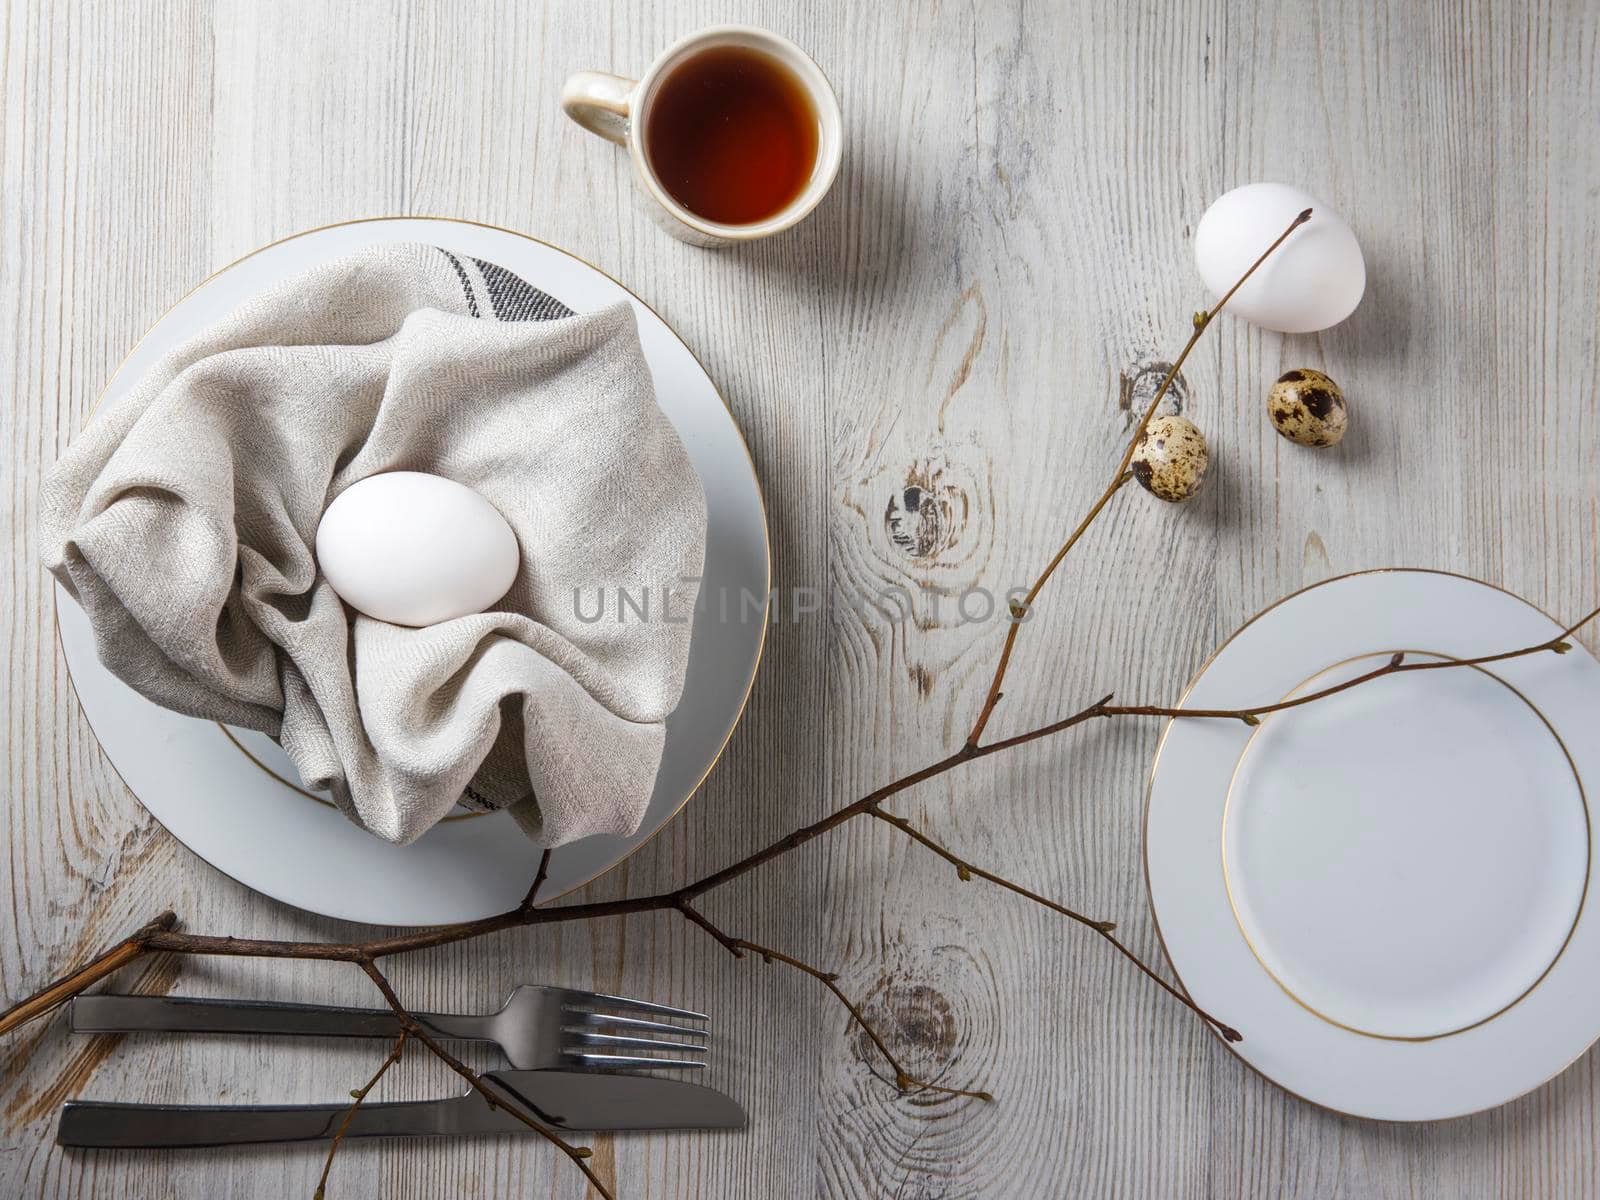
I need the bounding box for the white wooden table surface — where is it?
[4,1,1599,1196]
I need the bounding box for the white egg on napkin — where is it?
[1194,182,1365,333]
[315,471,520,627]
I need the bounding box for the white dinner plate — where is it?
[56,217,769,927]
[1146,569,1600,1120]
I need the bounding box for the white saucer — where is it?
[1146,569,1600,1120]
[56,217,769,927]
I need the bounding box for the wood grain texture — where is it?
[4,0,1600,1196]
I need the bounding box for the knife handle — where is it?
[57,1095,465,1148]
[70,995,486,1042]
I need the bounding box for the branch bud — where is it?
[1389,652,1405,667]
[1239,713,1261,727]
[956,865,971,882]
[1553,641,1573,654]
[1192,310,1209,330]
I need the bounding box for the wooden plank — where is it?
[2,0,1599,1196]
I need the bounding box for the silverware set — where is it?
[58,987,743,1149]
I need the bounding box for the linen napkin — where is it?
[41,242,706,847]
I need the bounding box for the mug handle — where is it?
[561,71,636,145]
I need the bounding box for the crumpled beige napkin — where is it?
[41,242,706,847]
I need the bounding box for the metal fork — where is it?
[70,987,708,1071]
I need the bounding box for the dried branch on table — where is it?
[0,912,176,1034]
[677,900,992,1100]
[519,847,555,913]
[868,808,1240,1042]
[358,960,614,1200]
[314,1030,407,1200]
[9,594,1580,1022]
[962,208,1312,749]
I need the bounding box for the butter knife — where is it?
[57,1070,745,1149]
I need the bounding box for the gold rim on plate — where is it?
[57,214,771,911]
[1219,648,1589,1043]
[1141,566,1597,1122]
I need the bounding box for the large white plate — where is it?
[56,217,769,927]
[1146,569,1600,1120]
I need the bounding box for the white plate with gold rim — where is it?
[55,217,769,927]
[1145,569,1600,1120]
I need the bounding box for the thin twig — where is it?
[674,900,745,957]
[672,902,989,1100]
[519,848,555,914]
[964,474,1132,748]
[314,1031,408,1200]
[0,911,176,1036]
[1100,604,1600,724]
[973,606,1596,758]
[964,208,1314,747]
[357,960,614,1200]
[731,937,994,1103]
[868,807,1115,935]
[870,807,1240,1042]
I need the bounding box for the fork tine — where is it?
[569,1053,707,1072]
[566,1031,708,1055]
[564,1010,710,1039]
[557,989,708,1023]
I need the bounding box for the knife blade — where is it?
[58,1070,745,1149]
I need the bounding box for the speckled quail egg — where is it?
[1267,368,1347,447]
[1131,414,1209,503]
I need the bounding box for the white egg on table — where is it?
[315,471,520,627]
[1193,182,1365,334]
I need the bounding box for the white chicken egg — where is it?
[1193,182,1365,334]
[315,471,520,627]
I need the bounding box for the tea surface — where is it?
[645,46,819,226]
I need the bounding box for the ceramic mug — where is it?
[561,26,843,247]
